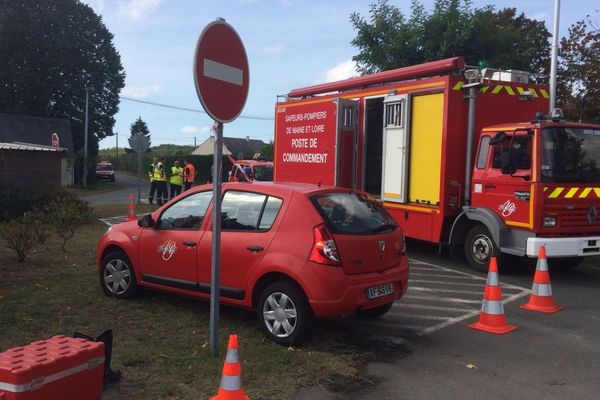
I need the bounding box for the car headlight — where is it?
[543,216,557,227]
[106,225,113,233]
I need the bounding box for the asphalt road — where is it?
[84,172,151,204]
[297,242,600,400]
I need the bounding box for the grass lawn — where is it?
[0,204,369,399]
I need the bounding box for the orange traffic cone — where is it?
[468,257,517,334]
[520,246,563,313]
[126,193,137,221]
[211,335,249,400]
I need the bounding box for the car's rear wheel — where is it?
[100,250,139,299]
[257,281,313,346]
[354,301,394,319]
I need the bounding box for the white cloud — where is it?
[121,84,160,99]
[181,125,212,136]
[264,44,285,55]
[118,0,163,21]
[181,125,199,134]
[320,60,359,83]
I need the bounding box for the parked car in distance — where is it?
[97,182,409,345]
[228,159,273,182]
[96,161,115,182]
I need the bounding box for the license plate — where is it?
[366,283,394,300]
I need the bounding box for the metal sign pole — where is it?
[137,150,142,205]
[209,121,224,356]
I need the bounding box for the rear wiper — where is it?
[372,224,396,234]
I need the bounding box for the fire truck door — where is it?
[335,98,359,188]
[381,94,409,202]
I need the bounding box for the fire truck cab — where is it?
[274,57,600,271]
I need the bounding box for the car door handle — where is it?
[484,184,496,189]
[246,245,264,252]
[183,241,196,247]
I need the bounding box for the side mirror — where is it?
[138,213,154,228]
[489,132,506,145]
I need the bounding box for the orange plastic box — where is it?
[0,335,104,400]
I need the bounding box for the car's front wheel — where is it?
[257,281,313,346]
[100,250,139,299]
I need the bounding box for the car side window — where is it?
[158,191,212,230]
[221,191,283,231]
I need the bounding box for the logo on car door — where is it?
[157,240,177,261]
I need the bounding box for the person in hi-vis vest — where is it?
[147,157,158,204]
[183,159,196,191]
[153,157,168,205]
[169,160,184,199]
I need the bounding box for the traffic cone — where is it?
[211,335,249,400]
[126,193,137,221]
[520,246,563,313]
[468,257,517,334]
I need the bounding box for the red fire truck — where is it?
[274,57,600,271]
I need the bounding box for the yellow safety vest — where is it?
[153,162,166,181]
[148,163,155,181]
[170,166,184,186]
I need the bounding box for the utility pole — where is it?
[549,0,561,112]
[83,87,90,188]
[194,136,197,147]
[116,132,119,169]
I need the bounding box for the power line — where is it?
[120,96,273,121]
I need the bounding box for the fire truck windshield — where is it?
[541,127,600,183]
[253,165,274,181]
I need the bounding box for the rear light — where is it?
[543,216,557,227]
[309,224,340,266]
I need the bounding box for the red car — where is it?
[97,182,409,345]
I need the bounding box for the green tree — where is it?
[350,0,550,74]
[558,13,600,123]
[126,117,151,153]
[0,0,125,182]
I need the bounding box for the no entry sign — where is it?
[194,19,249,123]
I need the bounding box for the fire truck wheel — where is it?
[257,281,314,346]
[465,225,501,272]
[354,302,394,319]
[100,250,140,299]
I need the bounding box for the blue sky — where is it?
[84,0,593,149]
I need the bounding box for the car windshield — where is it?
[311,192,397,235]
[96,164,113,171]
[541,127,600,183]
[252,165,273,181]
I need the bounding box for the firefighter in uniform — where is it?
[183,159,196,191]
[147,157,158,204]
[154,157,168,205]
[169,160,184,199]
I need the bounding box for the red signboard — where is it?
[194,19,249,123]
[275,101,337,185]
[51,132,59,148]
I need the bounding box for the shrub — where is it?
[0,217,38,263]
[45,194,92,252]
[0,185,66,222]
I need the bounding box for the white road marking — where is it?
[204,58,243,85]
[99,216,127,227]
[378,258,531,336]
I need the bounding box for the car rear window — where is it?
[311,192,397,235]
[96,164,113,171]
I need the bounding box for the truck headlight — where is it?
[543,216,557,227]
